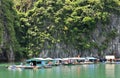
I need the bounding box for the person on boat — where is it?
[110,59,111,62]
[110,59,113,63]
[48,61,52,66]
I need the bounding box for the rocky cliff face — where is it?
[0,0,120,61]
[92,14,120,57]
[108,14,120,57]
[0,0,19,62]
[39,14,120,58]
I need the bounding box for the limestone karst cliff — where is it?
[0,0,120,61]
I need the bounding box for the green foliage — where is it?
[0,0,21,61]
[107,29,118,39]
[100,0,120,14]
[0,23,3,43]
[7,0,120,58]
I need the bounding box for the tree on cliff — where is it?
[0,0,20,62]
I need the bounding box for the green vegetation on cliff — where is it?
[0,0,120,61]
[0,0,20,61]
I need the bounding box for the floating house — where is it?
[104,55,120,64]
[26,58,45,67]
[105,55,115,60]
[8,58,53,69]
[52,58,62,66]
[84,57,98,64]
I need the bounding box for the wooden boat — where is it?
[84,57,98,64]
[105,59,120,64]
[52,58,62,66]
[104,55,117,64]
[17,66,41,69]
[61,57,97,65]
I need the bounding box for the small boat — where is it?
[61,57,98,65]
[104,55,119,64]
[25,58,53,69]
[84,57,98,64]
[104,55,120,64]
[52,58,62,66]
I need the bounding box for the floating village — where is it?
[8,55,120,70]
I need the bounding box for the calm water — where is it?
[0,64,120,78]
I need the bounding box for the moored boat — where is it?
[84,57,98,64]
[61,57,98,65]
[52,58,62,66]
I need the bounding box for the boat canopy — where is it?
[62,58,69,60]
[44,58,53,60]
[26,57,54,62]
[69,57,85,60]
[54,58,62,60]
[86,57,97,60]
[61,57,86,60]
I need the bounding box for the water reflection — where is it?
[105,64,115,78]
[1,64,120,78]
